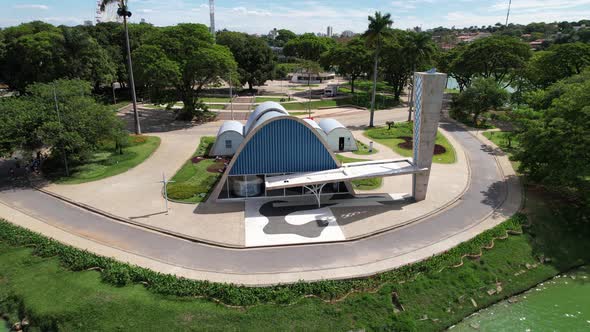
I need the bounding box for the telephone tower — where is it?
[209,0,216,39]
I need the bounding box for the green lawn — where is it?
[200,97,231,103]
[51,136,161,184]
[109,101,131,112]
[281,96,397,111]
[0,187,587,331]
[166,137,221,203]
[353,140,378,155]
[482,131,521,170]
[336,155,383,190]
[445,88,460,94]
[255,97,286,103]
[365,123,456,164]
[290,111,314,116]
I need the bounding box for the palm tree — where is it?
[406,32,437,121]
[364,12,393,127]
[100,0,141,135]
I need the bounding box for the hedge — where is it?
[0,214,527,307]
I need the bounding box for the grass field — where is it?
[108,101,131,112]
[353,140,378,155]
[282,94,398,111]
[483,131,521,170]
[51,136,161,184]
[166,137,221,203]
[365,123,456,164]
[200,97,231,103]
[255,97,286,103]
[0,187,587,331]
[336,155,382,190]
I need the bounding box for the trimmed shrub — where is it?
[0,214,527,307]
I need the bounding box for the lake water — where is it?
[452,266,590,331]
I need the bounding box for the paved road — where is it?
[0,118,506,277]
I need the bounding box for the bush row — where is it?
[0,214,527,307]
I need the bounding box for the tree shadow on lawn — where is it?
[523,186,590,271]
[119,108,195,134]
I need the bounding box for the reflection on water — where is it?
[452,266,590,331]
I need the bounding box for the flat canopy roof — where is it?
[265,159,426,190]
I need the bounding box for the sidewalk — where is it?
[42,113,246,247]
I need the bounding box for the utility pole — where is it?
[52,85,70,177]
[209,0,216,41]
[505,0,512,26]
[118,2,141,135]
[229,71,234,120]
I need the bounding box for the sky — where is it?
[2,0,590,34]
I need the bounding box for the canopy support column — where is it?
[304,183,327,208]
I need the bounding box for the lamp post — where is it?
[52,84,70,177]
[229,71,234,120]
[160,172,175,213]
[117,3,141,135]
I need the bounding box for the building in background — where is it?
[341,30,355,38]
[327,26,333,37]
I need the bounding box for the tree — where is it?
[451,78,509,126]
[132,45,179,103]
[460,35,532,88]
[0,79,126,172]
[2,26,66,91]
[297,60,322,118]
[217,31,275,90]
[515,71,590,196]
[61,27,116,91]
[100,0,141,135]
[275,29,297,47]
[283,33,336,61]
[437,44,477,92]
[380,32,412,102]
[320,38,371,93]
[364,11,393,127]
[139,24,237,119]
[403,32,437,121]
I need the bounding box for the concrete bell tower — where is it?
[411,71,448,201]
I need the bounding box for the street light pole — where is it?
[229,71,234,121]
[52,84,70,177]
[119,3,141,135]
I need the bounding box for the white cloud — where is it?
[231,7,272,17]
[13,4,49,10]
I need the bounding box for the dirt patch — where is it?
[206,162,226,173]
[397,136,446,155]
[191,156,205,164]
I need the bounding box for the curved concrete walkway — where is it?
[0,116,522,285]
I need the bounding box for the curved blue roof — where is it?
[244,101,289,134]
[229,118,338,176]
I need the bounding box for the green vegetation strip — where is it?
[52,136,161,184]
[353,140,378,156]
[255,97,286,103]
[365,122,456,164]
[0,214,531,330]
[336,155,382,190]
[482,131,521,170]
[166,137,221,203]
